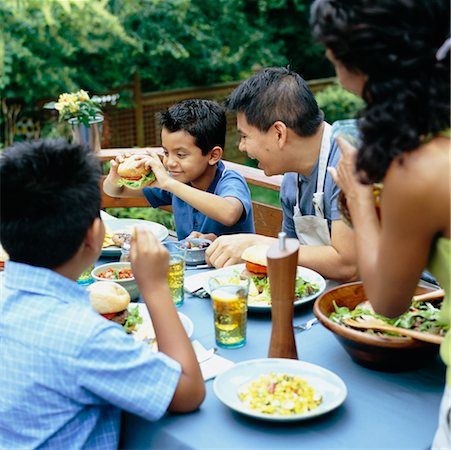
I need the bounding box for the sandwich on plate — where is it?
[240,245,319,305]
[88,281,142,333]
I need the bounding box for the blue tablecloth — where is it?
[118,266,446,450]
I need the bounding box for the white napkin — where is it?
[185,271,210,294]
[192,340,234,381]
[100,210,118,221]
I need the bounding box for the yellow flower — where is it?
[77,90,90,102]
[49,89,102,124]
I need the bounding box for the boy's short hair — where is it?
[225,67,324,137]
[159,99,226,155]
[0,139,102,268]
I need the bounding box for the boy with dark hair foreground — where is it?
[0,140,204,448]
[103,99,255,240]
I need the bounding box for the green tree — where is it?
[111,0,287,91]
[1,0,136,102]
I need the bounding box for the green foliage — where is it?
[1,0,136,103]
[2,0,331,104]
[112,0,287,91]
[315,85,365,123]
[245,0,334,80]
[249,185,280,208]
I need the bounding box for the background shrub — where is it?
[315,85,364,123]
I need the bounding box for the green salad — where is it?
[330,300,448,337]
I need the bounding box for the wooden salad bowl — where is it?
[313,282,441,372]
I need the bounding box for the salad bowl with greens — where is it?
[313,282,446,372]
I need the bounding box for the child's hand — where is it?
[130,226,169,293]
[106,153,131,186]
[134,151,171,190]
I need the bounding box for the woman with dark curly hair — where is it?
[310,0,450,447]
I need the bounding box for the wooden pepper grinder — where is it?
[267,232,300,359]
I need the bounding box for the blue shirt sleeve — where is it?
[215,169,253,226]
[142,186,173,208]
[280,173,298,238]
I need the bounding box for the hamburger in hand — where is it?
[117,154,156,190]
[87,281,142,333]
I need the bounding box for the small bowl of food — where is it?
[178,238,212,266]
[313,282,446,372]
[92,262,139,301]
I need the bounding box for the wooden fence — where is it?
[102,73,336,157]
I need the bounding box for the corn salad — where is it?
[238,372,322,415]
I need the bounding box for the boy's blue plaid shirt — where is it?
[0,261,181,449]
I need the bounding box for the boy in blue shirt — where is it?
[0,140,204,449]
[104,99,255,240]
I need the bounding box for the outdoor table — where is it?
[114,263,446,450]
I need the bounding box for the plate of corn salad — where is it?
[214,358,347,421]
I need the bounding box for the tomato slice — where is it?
[245,261,267,274]
[123,176,141,181]
[101,312,117,320]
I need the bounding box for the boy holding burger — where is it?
[103,99,255,240]
[0,139,205,448]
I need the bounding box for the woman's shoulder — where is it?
[384,136,450,222]
[387,136,450,187]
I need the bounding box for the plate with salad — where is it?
[203,264,326,311]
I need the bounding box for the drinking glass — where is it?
[77,263,94,286]
[208,277,249,349]
[164,242,186,307]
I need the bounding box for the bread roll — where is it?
[117,155,149,178]
[241,244,269,267]
[87,281,130,314]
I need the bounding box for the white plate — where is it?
[128,304,193,349]
[213,358,347,422]
[198,264,326,311]
[102,219,168,256]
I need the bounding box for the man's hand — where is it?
[206,233,270,268]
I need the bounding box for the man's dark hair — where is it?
[225,67,323,137]
[159,99,227,155]
[0,139,102,268]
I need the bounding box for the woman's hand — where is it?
[329,137,373,207]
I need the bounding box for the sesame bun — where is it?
[117,155,149,178]
[87,281,130,314]
[241,245,269,267]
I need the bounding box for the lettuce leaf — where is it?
[118,172,156,189]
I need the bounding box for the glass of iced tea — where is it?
[208,277,249,349]
[164,242,186,307]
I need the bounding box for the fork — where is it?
[293,318,318,333]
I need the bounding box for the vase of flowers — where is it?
[46,90,103,152]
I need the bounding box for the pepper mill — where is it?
[267,232,300,359]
